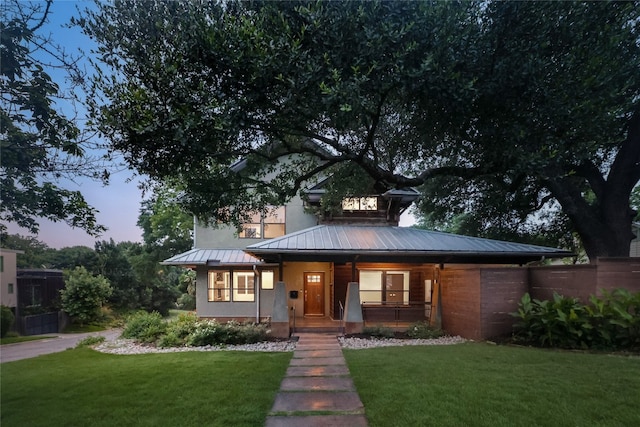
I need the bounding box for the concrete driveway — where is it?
[0,329,121,363]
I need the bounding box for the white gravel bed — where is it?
[93,338,296,355]
[91,334,465,355]
[338,335,466,349]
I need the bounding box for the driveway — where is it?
[0,329,121,363]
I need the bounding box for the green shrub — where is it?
[185,319,268,347]
[122,311,167,344]
[363,325,395,339]
[406,321,444,339]
[176,293,196,310]
[157,331,183,348]
[60,267,113,326]
[512,289,640,350]
[1,305,15,338]
[75,335,106,348]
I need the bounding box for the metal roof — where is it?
[245,225,572,263]
[161,249,262,266]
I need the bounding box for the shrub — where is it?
[122,311,167,344]
[162,312,198,347]
[363,325,395,339]
[1,305,15,338]
[185,320,268,347]
[406,321,444,339]
[512,289,640,350]
[176,293,196,310]
[60,267,113,326]
[76,335,106,348]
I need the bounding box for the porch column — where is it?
[344,282,364,334]
[270,281,289,338]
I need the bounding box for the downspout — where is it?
[253,265,260,323]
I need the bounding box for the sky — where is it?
[5,1,416,250]
[6,1,145,249]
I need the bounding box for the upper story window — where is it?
[239,206,286,238]
[342,197,378,211]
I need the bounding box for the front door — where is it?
[304,272,324,316]
[385,273,405,303]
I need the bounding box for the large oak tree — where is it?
[82,0,640,260]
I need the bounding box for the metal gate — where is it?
[21,312,59,335]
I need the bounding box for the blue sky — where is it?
[6,1,145,249]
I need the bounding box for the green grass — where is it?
[1,348,292,427]
[0,335,56,345]
[344,343,640,427]
[63,323,107,333]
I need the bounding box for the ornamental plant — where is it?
[512,289,640,350]
[60,267,113,326]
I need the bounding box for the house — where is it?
[0,248,23,312]
[164,169,572,337]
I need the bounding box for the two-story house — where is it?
[163,166,571,334]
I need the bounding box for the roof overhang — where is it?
[245,225,573,265]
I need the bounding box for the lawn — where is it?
[1,348,292,427]
[344,343,640,427]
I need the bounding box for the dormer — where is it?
[304,177,419,226]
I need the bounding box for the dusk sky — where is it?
[6,1,145,249]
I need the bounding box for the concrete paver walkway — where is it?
[265,333,368,427]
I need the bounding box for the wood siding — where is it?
[480,269,528,339]
[440,269,482,340]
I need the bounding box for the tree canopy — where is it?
[1,0,106,237]
[82,0,640,259]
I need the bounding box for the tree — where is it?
[60,266,112,325]
[82,0,640,259]
[1,0,107,237]
[94,239,140,309]
[137,184,193,261]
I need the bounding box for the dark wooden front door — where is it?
[304,272,324,316]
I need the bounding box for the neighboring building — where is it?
[0,248,23,311]
[164,167,571,331]
[631,222,640,257]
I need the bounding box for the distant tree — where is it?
[1,0,107,237]
[631,186,640,222]
[60,266,112,325]
[83,1,639,260]
[95,239,140,309]
[0,233,54,268]
[48,246,100,272]
[137,184,193,261]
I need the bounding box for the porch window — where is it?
[233,271,255,302]
[359,270,409,305]
[239,206,285,238]
[261,270,274,289]
[208,271,230,302]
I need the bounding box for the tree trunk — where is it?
[549,113,640,261]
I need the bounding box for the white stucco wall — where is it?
[0,249,21,308]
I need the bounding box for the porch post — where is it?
[344,282,364,334]
[270,281,289,338]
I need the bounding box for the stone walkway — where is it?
[265,333,368,427]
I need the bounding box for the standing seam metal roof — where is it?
[245,225,571,255]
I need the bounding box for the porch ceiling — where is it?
[245,225,573,264]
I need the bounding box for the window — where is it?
[0,256,3,273]
[208,271,256,302]
[239,206,285,238]
[359,270,409,305]
[208,271,230,302]
[233,271,255,302]
[342,197,378,211]
[261,271,274,289]
[8,283,14,294]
